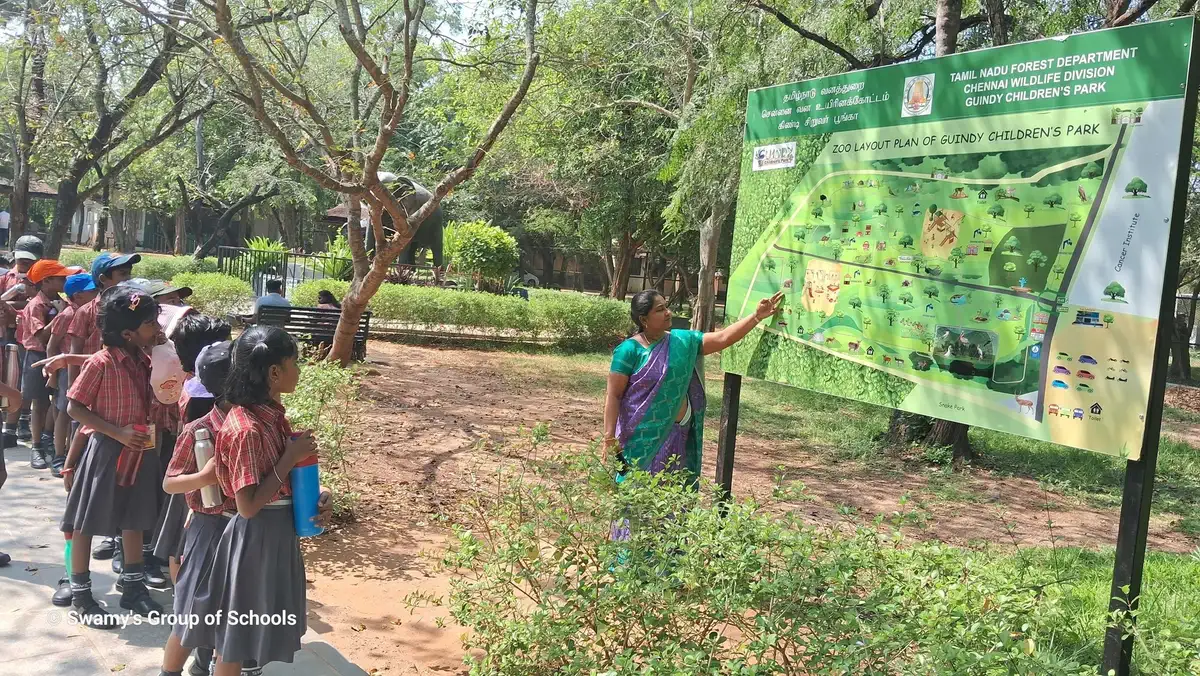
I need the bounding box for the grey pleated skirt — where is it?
[172,511,231,644]
[182,505,307,665]
[61,434,161,536]
[153,493,190,561]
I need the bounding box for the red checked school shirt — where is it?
[17,292,59,352]
[67,296,102,355]
[216,401,293,504]
[0,270,27,329]
[48,302,76,352]
[167,405,234,514]
[67,347,152,436]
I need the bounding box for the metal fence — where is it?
[216,246,439,296]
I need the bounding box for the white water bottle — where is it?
[193,428,222,508]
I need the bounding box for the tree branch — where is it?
[1110,0,1161,25]
[1177,0,1198,15]
[740,0,865,69]
[592,98,680,121]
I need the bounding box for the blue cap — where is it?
[90,252,141,282]
[64,273,96,297]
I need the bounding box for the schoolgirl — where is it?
[160,341,232,676]
[151,312,231,585]
[61,285,165,628]
[46,273,99,474]
[18,259,70,469]
[182,326,329,676]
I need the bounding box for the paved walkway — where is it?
[0,448,368,675]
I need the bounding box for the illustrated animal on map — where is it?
[883,356,892,365]
[848,341,860,353]
[1015,395,1035,415]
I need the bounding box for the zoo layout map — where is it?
[723,18,1196,459]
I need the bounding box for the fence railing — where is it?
[216,246,439,296]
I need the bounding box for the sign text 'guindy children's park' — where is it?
[723,18,1196,460]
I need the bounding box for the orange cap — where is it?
[27,260,69,284]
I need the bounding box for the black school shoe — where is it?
[0,432,15,449]
[0,551,10,566]
[92,537,118,560]
[29,446,48,469]
[187,648,213,676]
[72,592,120,630]
[144,557,169,590]
[50,454,64,478]
[111,547,123,575]
[120,581,163,616]
[52,577,72,607]
[17,417,31,441]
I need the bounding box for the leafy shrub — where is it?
[241,236,287,275]
[170,272,254,317]
[292,279,628,349]
[318,234,355,281]
[283,357,360,518]
[57,250,217,280]
[447,221,519,283]
[134,255,218,280]
[439,450,1099,675]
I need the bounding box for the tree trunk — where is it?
[692,197,731,331]
[192,186,278,259]
[9,164,30,245]
[884,0,975,464]
[610,232,635,300]
[327,252,391,364]
[50,177,83,256]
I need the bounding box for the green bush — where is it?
[447,221,519,282]
[170,272,253,317]
[438,449,1102,675]
[241,236,287,275]
[283,358,360,518]
[56,250,217,280]
[292,279,629,349]
[318,234,355,281]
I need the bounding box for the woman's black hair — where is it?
[225,325,299,406]
[172,313,232,373]
[317,290,340,308]
[629,289,663,335]
[97,285,159,347]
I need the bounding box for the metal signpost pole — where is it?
[715,372,742,503]
[1101,21,1200,676]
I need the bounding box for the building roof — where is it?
[0,177,60,198]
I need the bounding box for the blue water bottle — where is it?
[290,453,324,537]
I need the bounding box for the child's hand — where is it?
[197,458,218,485]
[63,469,73,493]
[116,425,151,450]
[313,488,333,528]
[284,430,317,465]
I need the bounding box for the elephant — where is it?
[377,173,445,267]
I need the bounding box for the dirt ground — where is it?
[303,342,1198,675]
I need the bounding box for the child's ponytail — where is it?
[225,325,298,406]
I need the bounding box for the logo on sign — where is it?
[752,142,797,171]
[902,74,935,117]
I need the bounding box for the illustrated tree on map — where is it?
[928,203,938,214]
[1125,177,1149,197]
[1104,281,1127,300]
[886,309,897,326]
[1103,313,1115,328]
[894,204,904,215]
[899,292,914,305]
[1014,326,1026,340]
[875,203,887,216]
[1043,193,1063,208]
[982,224,993,237]
[1082,162,1101,179]
[899,234,914,248]
[994,296,1004,308]
[878,283,892,303]
[1004,236,1021,254]
[1069,212,1082,226]
[949,247,964,268]
[849,297,863,310]
[912,253,925,270]
[1027,250,1048,272]
[831,241,844,259]
[924,285,939,299]
[1003,262,1017,273]
[863,317,873,330]
[1053,265,1066,279]
[988,203,1005,219]
[1024,204,1035,218]
[812,206,824,218]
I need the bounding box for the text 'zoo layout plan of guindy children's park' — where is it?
[722,18,1196,460]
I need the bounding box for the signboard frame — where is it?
[714,18,1200,676]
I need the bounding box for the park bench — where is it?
[256,305,372,361]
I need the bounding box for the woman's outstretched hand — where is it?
[754,291,785,321]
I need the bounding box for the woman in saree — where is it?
[603,289,783,483]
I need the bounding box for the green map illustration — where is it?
[723,19,1195,459]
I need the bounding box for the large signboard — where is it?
[723,18,1196,459]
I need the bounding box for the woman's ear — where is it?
[120,328,136,345]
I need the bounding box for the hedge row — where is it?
[59,250,218,280]
[293,279,630,350]
[170,272,254,318]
